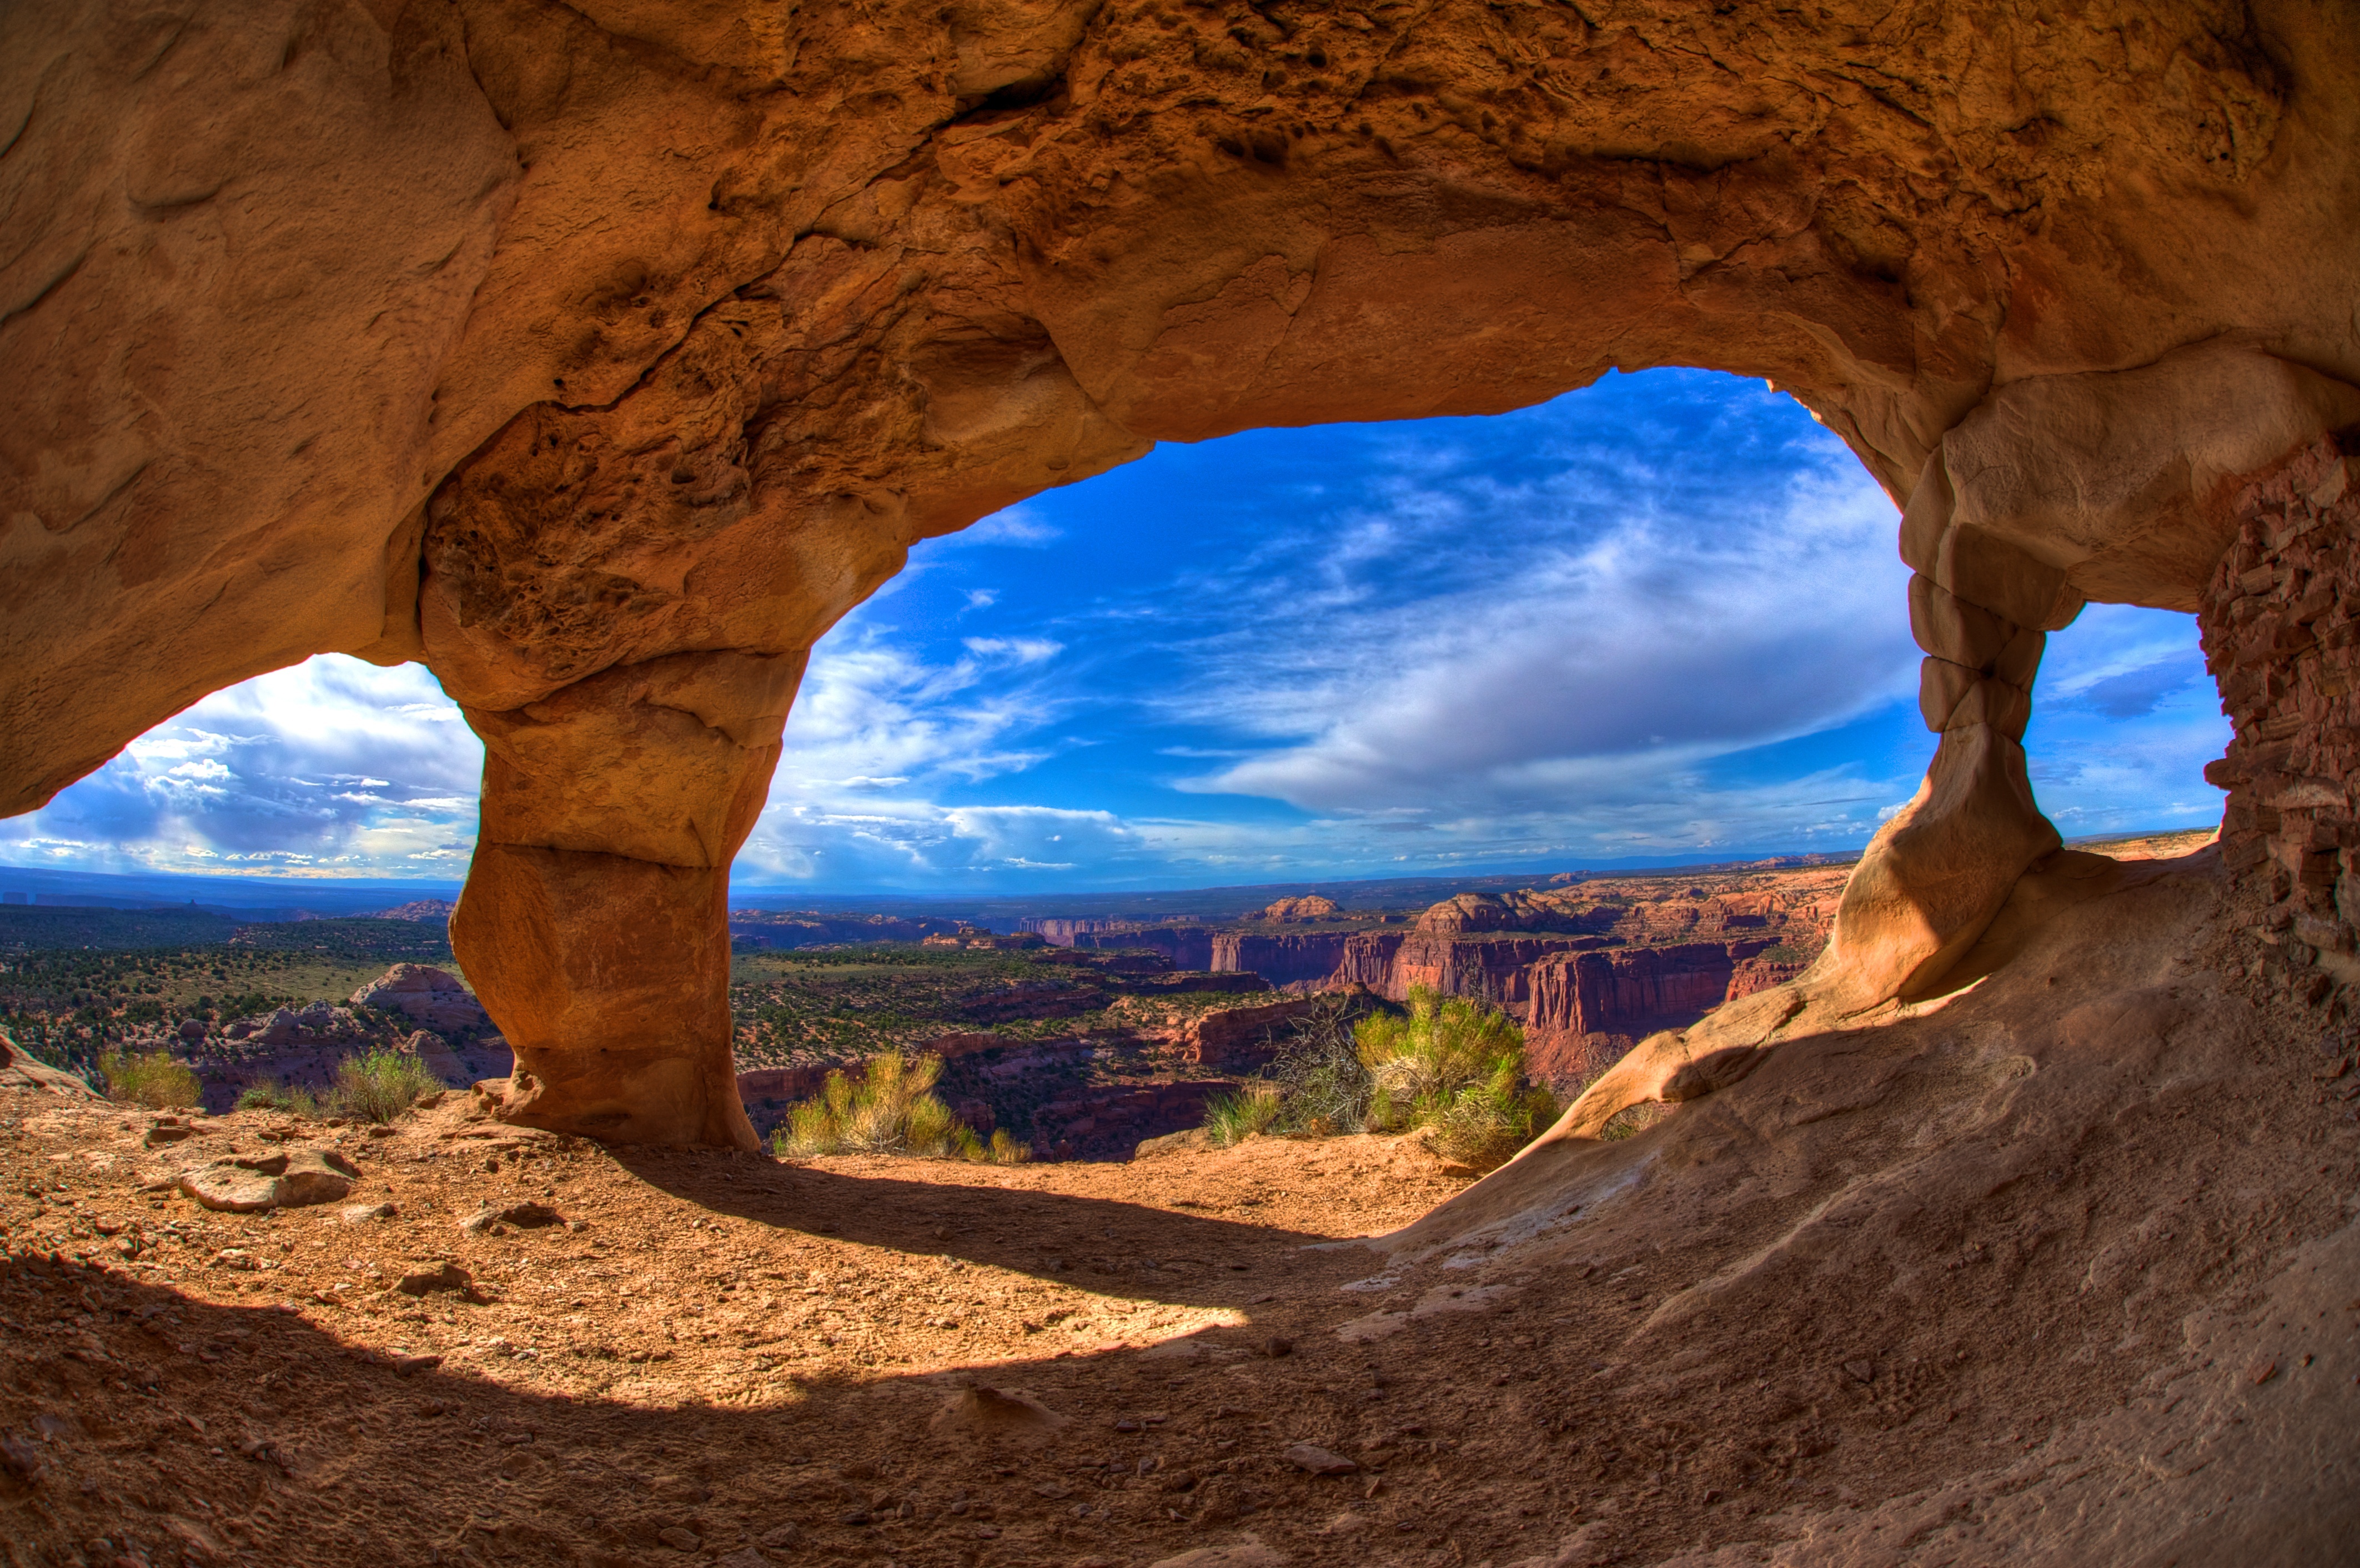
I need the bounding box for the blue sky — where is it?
[0,370,2230,891]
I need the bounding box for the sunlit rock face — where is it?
[5,0,2359,1144]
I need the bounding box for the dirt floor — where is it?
[1,849,2356,1568]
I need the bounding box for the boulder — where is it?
[350,965,493,1034]
[179,1149,360,1213]
[0,1028,96,1098]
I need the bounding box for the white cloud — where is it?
[0,656,483,878]
[1171,452,1915,815]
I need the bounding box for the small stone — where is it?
[2248,1357,2278,1385]
[756,1524,803,1549]
[1284,1442,1358,1475]
[342,1203,397,1223]
[395,1262,476,1298]
[1259,1335,1294,1359]
[836,1508,872,1526]
[463,1201,564,1234]
[657,1525,701,1551]
[1844,1360,1875,1384]
[1113,1418,1142,1433]
[715,1550,770,1568]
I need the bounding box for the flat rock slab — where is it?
[180,1148,359,1212]
[1282,1443,1358,1475]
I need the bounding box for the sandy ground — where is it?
[1,848,2354,1568]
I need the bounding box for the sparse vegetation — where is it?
[1599,1101,1674,1141]
[772,1049,1029,1163]
[236,1080,317,1115]
[1200,987,1558,1172]
[329,1048,441,1123]
[1202,1082,1284,1147]
[233,1050,439,1122]
[97,1049,200,1109]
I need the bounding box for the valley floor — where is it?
[1,848,2355,1568]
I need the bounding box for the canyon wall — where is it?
[1073,926,1217,971]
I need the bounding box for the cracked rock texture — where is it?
[6,1,2360,1143]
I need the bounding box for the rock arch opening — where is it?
[3,0,2356,1155]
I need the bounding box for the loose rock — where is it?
[1283,1444,1358,1475]
[180,1149,358,1212]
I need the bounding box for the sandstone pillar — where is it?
[1540,470,2075,1140]
[450,650,805,1150]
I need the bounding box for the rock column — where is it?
[449,650,805,1150]
[1805,463,2080,1006]
[2198,437,2360,997]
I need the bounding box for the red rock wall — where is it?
[1382,935,1605,1008]
[1209,932,1356,986]
[2200,436,2360,981]
[1079,926,1217,970]
[1525,943,1750,1038]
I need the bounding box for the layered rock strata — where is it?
[2198,437,2360,979]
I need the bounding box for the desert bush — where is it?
[1195,987,1554,1171]
[99,1049,200,1109]
[1598,1101,1674,1141]
[1264,994,1374,1134]
[1202,1082,1284,1147]
[1208,987,1558,1171]
[329,1049,441,1123]
[1360,987,1555,1171]
[1357,987,1527,1130]
[235,1080,317,1115]
[772,1049,1017,1161]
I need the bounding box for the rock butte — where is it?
[3,3,2359,1541]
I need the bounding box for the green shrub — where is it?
[99,1050,200,1109]
[1357,987,1527,1132]
[1198,986,1556,1173]
[771,1049,1010,1160]
[1203,1083,1284,1147]
[328,1049,441,1123]
[236,1081,312,1114]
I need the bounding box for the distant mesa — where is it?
[1260,894,1340,923]
[729,909,963,949]
[921,923,1045,951]
[365,898,457,923]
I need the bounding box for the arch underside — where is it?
[4,0,2359,1147]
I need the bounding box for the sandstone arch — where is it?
[5,0,2357,1147]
